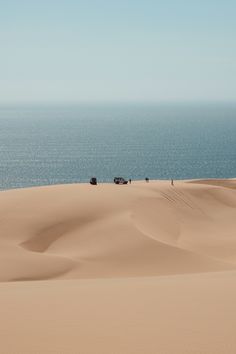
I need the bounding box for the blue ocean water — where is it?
[0,103,236,190]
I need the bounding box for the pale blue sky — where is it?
[0,0,235,103]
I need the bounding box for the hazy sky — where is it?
[0,0,235,103]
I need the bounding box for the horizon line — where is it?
[1,100,236,107]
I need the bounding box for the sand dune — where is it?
[1,179,236,353]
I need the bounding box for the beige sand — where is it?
[1,179,236,353]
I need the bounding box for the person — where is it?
[145,177,149,183]
[171,179,174,186]
[129,178,132,184]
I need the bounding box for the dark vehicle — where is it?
[114,177,128,185]
[90,177,97,185]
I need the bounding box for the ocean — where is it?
[0,103,236,190]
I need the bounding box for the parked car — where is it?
[90,177,97,185]
[114,177,128,185]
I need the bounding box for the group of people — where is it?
[128,177,150,184]
[128,178,174,185]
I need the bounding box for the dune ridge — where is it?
[1,180,236,281]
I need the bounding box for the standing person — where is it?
[145,177,149,183]
[129,178,132,184]
[171,179,174,186]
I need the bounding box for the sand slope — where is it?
[1,180,236,353]
[1,273,236,354]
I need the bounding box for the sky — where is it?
[0,0,235,104]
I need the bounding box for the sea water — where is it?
[0,103,236,190]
